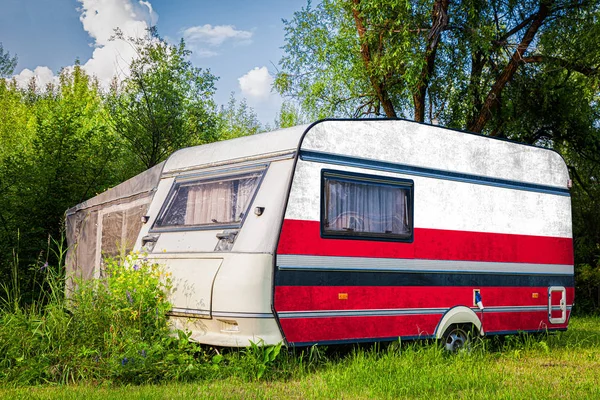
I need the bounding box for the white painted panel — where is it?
[211,253,274,314]
[301,120,569,188]
[285,160,572,238]
[159,257,223,315]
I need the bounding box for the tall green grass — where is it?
[0,242,290,386]
[1,319,599,398]
[0,244,201,385]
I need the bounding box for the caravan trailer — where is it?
[65,119,574,349]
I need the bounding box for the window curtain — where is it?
[326,180,409,234]
[184,175,259,225]
[185,182,234,225]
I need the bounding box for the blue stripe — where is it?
[300,150,570,197]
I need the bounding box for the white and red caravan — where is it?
[67,119,574,347]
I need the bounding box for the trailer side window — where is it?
[322,170,413,241]
[153,168,265,230]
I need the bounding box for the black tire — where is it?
[442,324,476,352]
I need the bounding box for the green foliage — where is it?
[108,28,219,169]
[0,28,227,299]
[0,246,294,386]
[276,0,374,119]
[575,260,600,314]
[0,43,17,78]
[0,251,206,385]
[277,0,600,131]
[0,65,122,297]
[246,341,283,379]
[274,101,308,129]
[216,93,264,139]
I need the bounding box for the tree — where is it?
[276,0,597,135]
[0,43,17,78]
[0,65,120,296]
[108,28,219,170]
[216,93,264,139]
[274,101,308,129]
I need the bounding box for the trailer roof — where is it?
[301,120,569,189]
[163,125,309,174]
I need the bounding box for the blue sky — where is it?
[0,0,307,124]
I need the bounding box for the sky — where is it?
[0,0,307,124]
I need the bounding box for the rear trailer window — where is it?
[154,168,265,230]
[322,170,413,241]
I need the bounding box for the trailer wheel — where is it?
[442,324,474,352]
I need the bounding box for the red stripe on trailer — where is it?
[277,219,573,265]
[280,311,570,344]
[281,314,442,344]
[482,311,571,333]
[274,286,575,312]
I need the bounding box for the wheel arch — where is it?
[435,306,484,339]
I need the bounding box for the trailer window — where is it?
[322,170,413,241]
[154,168,265,230]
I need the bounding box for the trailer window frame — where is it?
[151,165,267,232]
[320,169,414,242]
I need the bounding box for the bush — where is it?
[0,252,217,385]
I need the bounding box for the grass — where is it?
[1,317,599,399]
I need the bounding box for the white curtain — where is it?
[183,175,259,226]
[185,182,234,225]
[326,179,409,235]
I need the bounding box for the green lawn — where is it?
[2,317,599,399]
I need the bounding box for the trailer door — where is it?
[548,286,567,324]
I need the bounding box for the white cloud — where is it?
[196,49,219,58]
[12,66,57,89]
[238,66,282,125]
[238,66,274,100]
[12,0,158,89]
[183,24,253,47]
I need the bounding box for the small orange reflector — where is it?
[338,293,348,300]
[532,293,539,299]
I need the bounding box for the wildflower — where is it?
[133,264,140,271]
[126,290,133,304]
[121,357,129,366]
[40,261,49,271]
[140,349,147,357]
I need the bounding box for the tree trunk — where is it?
[351,0,397,118]
[466,52,484,129]
[413,0,449,122]
[468,1,551,133]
